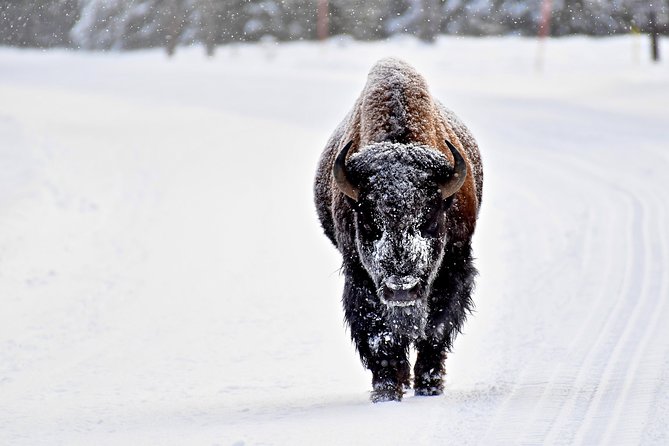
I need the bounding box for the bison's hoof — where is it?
[371,382,403,403]
[414,386,443,396]
[371,388,403,403]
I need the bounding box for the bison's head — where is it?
[334,140,466,329]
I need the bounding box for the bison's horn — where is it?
[333,140,359,201]
[439,139,468,199]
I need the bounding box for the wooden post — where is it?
[649,9,660,62]
[203,0,217,57]
[539,0,552,39]
[317,0,329,41]
[536,0,553,71]
[631,24,641,64]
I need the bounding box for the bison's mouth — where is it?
[379,286,429,339]
[379,275,423,307]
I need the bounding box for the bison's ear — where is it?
[438,139,467,199]
[333,140,360,201]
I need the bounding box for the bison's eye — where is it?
[357,214,382,241]
[420,206,443,238]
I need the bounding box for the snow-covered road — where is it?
[1,37,668,445]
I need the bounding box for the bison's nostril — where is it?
[383,285,395,302]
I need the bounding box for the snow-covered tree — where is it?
[3,0,668,50]
[331,0,394,39]
[0,0,78,47]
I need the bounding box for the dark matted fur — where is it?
[314,58,483,402]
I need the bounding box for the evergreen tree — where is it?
[3,0,668,50]
[1,0,78,47]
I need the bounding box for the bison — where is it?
[314,58,483,402]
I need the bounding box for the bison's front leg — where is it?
[414,338,447,396]
[367,337,411,403]
[343,276,410,402]
[414,243,477,396]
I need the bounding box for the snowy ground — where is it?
[1,36,668,445]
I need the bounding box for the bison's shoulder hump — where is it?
[359,58,436,146]
[366,58,428,91]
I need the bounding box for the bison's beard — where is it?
[381,298,428,340]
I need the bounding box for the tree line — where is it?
[1,0,666,51]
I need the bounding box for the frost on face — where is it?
[347,142,451,337]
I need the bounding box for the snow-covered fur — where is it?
[314,58,483,403]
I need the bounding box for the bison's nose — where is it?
[382,276,420,305]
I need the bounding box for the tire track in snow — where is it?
[474,143,666,444]
[534,180,644,444]
[514,192,628,444]
[509,146,669,445]
[568,190,648,445]
[521,153,661,444]
[569,152,669,445]
[598,192,669,444]
[432,148,603,445]
[542,148,669,445]
[474,153,632,444]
